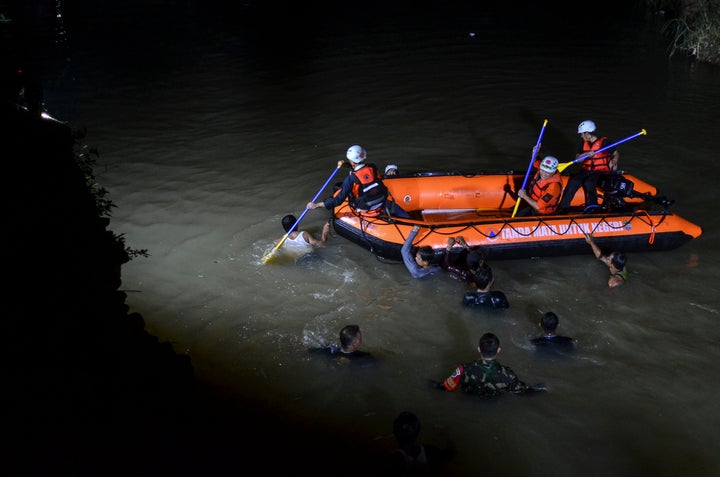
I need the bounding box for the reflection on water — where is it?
[24,2,720,475]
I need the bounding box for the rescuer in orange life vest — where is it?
[516,155,563,216]
[557,120,620,213]
[306,145,410,218]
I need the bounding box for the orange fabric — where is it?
[528,171,563,214]
[581,136,613,173]
[350,164,387,213]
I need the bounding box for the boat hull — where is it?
[330,172,702,261]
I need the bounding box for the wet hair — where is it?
[281,215,298,233]
[339,324,361,350]
[478,332,500,357]
[473,265,494,290]
[611,252,627,270]
[540,312,559,332]
[393,411,421,444]
[417,246,437,265]
[466,250,485,271]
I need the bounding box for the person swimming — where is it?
[584,233,627,287]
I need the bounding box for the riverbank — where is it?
[2,104,384,475]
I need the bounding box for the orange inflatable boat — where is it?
[329,171,703,261]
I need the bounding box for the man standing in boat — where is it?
[516,155,563,216]
[306,145,410,218]
[557,120,619,213]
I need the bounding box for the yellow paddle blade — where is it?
[557,161,574,173]
[261,249,299,265]
[261,251,278,264]
[261,250,277,264]
[261,234,289,264]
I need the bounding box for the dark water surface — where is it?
[14,1,720,475]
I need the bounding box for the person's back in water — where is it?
[462,266,509,309]
[531,312,575,351]
[309,342,372,360]
[308,324,375,364]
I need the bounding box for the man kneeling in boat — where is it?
[462,266,509,309]
[306,144,410,218]
[515,156,563,216]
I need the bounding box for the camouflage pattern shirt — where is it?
[442,358,530,396]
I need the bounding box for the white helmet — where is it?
[540,156,559,173]
[578,120,596,134]
[346,145,366,163]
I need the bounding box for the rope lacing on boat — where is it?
[356,210,669,242]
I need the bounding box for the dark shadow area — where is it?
[1,79,384,476]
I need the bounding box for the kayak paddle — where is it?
[556,129,647,173]
[261,163,343,264]
[512,119,548,218]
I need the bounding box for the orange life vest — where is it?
[350,164,388,215]
[529,171,563,214]
[581,136,613,173]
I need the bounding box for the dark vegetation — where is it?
[642,0,720,64]
[2,92,378,476]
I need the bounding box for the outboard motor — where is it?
[599,173,635,211]
[599,173,675,211]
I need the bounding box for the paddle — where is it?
[556,129,648,173]
[511,119,548,218]
[261,163,343,264]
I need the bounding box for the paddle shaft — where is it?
[512,119,548,218]
[263,164,342,261]
[557,129,647,173]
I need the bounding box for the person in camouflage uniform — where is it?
[432,332,543,396]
